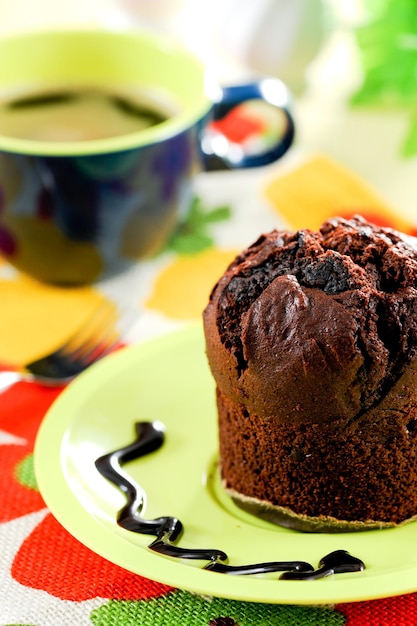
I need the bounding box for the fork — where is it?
[0,300,121,393]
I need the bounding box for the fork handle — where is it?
[0,371,24,393]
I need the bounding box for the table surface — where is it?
[1,3,417,625]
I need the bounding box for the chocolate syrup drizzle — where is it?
[95,421,365,580]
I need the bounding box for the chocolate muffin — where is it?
[203,215,417,532]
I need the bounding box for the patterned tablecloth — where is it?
[1,153,417,625]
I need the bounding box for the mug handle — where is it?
[201,77,295,171]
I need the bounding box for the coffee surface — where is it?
[0,86,173,142]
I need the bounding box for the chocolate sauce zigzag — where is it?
[279,550,365,581]
[95,421,178,538]
[94,421,365,579]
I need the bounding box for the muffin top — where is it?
[203,215,417,427]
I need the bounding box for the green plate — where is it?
[35,325,417,604]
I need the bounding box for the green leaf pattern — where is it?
[352,0,417,157]
[14,453,38,491]
[90,591,346,626]
[166,197,232,255]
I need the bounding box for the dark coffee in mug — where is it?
[0,86,178,142]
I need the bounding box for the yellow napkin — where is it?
[145,248,240,320]
[264,154,414,234]
[0,272,111,367]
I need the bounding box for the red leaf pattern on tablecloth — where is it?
[0,382,62,522]
[12,512,173,601]
[337,594,417,625]
[0,381,172,602]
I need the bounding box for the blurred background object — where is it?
[212,0,326,93]
[115,0,327,91]
[350,0,417,159]
[0,0,125,32]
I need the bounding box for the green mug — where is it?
[0,29,294,285]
